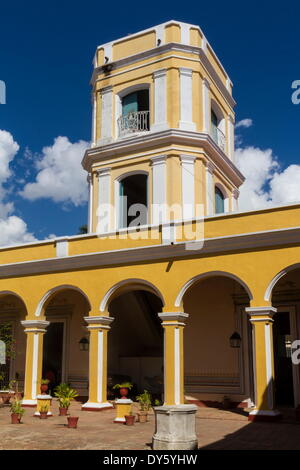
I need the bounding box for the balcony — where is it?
[118,111,150,137]
[210,126,226,152]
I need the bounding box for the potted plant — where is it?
[67,415,79,428]
[112,381,133,399]
[124,411,135,426]
[54,383,78,416]
[40,379,50,395]
[136,389,151,423]
[39,404,49,419]
[10,399,25,424]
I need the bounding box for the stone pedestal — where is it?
[114,398,132,423]
[152,405,198,450]
[34,394,53,416]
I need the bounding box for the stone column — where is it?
[82,316,114,411]
[246,306,281,421]
[153,312,198,450]
[21,320,49,407]
[87,173,93,233]
[202,78,210,133]
[227,114,235,161]
[151,155,167,225]
[180,155,196,220]
[100,85,113,143]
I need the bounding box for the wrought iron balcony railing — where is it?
[118,111,150,137]
[210,126,226,152]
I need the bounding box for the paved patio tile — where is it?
[1,401,300,450]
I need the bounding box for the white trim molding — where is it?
[180,155,196,220]
[34,285,91,317]
[152,69,168,132]
[151,155,167,225]
[100,278,165,312]
[100,86,113,143]
[176,272,253,308]
[179,68,196,131]
[96,167,111,234]
[206,161,215,216]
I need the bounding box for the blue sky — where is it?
[0,0,300,243]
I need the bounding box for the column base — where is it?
[114,398,133,423]
[22,399,37,407]
[152,405,198,450]
[248,409,282,422]
[81,401,113,411]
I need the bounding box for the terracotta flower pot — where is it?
[138,411,148,423]
[39,411,48,419]
[1,393,11,405]
[125,414,135,426]
[40,384,48,394]
[67,416,79,428]
[11,413,21,424]
[59,407,68,416]
[119,387,129,398]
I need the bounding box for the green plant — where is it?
[41,379,50,385]
[54,383,78,408]
[40,404,49,413]
[136,390,152,411]
[10,399,25,416]
[153,399,162,406]
[112,382,133,390]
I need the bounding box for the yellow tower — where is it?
[82,20,243,236]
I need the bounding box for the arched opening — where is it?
[0,293,27,392]
[118,173,148,228]
[215,186,225,214]
[40,287,90,398]
[210,100,226,152]
[118,89,150,136]
[267,266,300,408]
[181,274,253,407]
[107,285,163,401]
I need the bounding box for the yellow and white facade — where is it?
[1,21,300,424]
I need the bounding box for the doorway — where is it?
[273,311,294,406]
[43,322,64,392]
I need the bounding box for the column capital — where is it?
[84,315,114,330]
[158,312,189,326]
[180,155,196,165]
[151,155,167,166]
[179,67,193,77]
[232,188,240,199]
[21,320,49,333]
[203,77,210,89]
[153,68,167,79]
[100,85,113,95]
[206,161,215,174]
[96,167,111,178]
[246,306,277,322]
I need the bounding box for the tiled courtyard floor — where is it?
[1,400,300,450]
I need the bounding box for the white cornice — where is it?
[91,43,235,109]
[1,226,300,279]
[82,128,244,187]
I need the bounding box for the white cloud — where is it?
[20,136,90,206]
[236,146,300,211]
[0,130,36,245]
[235,118,253,129]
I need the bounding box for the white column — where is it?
[100,86,113,142]
[227,114,235,161]
[151,156,167,225]
[202,78,210,133]
[180,155,196,220]
[206,162,215,215]
[88,174,93,233]
[91,92,97,146]
[152,69,168,132]
[180,24,190,44]
[96,168,111,234]
[232,188,239,211]
[179,68,196,131]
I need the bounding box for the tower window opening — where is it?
[210,108,225,152]
[118,90,150,136]
[215,186,225,214]
[119,174,148,228]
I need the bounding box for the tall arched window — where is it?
[119,173,148,228]
[215,186,225,214]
